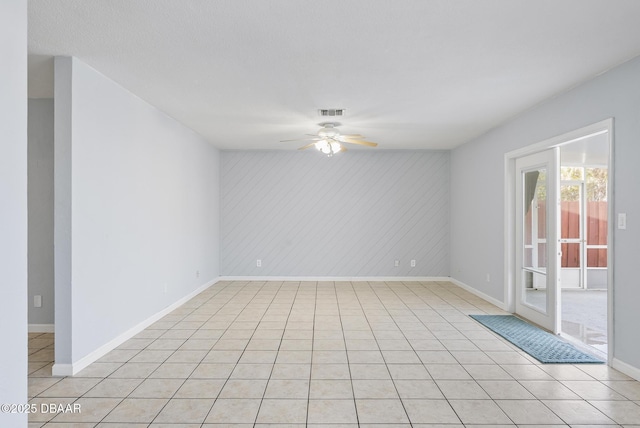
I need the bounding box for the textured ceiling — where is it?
[28,0,640,150]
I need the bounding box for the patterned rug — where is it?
[469,314,604,364]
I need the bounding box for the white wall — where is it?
[54,57,220,372]
[221,150,449,277]
[28,98,55,327]
[0,0,28,426]
[451,55,640,371]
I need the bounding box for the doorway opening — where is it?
[505,119,613,363]
[559,134,609,357]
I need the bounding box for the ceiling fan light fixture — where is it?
[315,139,342,156]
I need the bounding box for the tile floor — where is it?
[27,280,640,427]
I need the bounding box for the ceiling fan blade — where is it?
[342,138,378,147]
[298,142,317,150]
[340,134,364,139]
[280,137,321,143]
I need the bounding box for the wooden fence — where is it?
[528,201,607,268]
[559,201,607,268]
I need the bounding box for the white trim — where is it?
[28,324,54,333]
[612,358,640,382]
[606,123,615,365]
[218,276,451,282]
[449,277,508,311]
[52,278,219,377]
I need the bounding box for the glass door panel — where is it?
[515,148,560,333]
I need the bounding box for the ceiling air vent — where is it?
[318,109,345,117]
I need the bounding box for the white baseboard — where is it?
[52,278,219,377]
[29,324,54,333]
[448,277,508,311]
[218,276,452,282]
[612,358,640,382]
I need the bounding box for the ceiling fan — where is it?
[281,122,378,156]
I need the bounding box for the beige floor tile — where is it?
[238,350,277,364]
[109,362,161,378]
[128,349,174,363]
[74,362,123,378]
[174,379,224,398]
[381,350,422,364]
[149,362,197,378]
[543,399,616,424]
[190,363,235,379]
[275,350,312,364]
[279,339,312,350]
[264,379,309,399]
[588,400,640,425]
[355,399,409,424]
[604,380,640,400]
[28,377,62,398]
[349,363,391,379]
[496,399,564,424]
[416,350,457,364]
[313,350,348,364]
[540,364,595,380]
[477,380,535,399]
[307,400,358,424]
[256,399,307,423]
[27,397,75,423]
[309,379,353,399]
[345,339,379,351]
[282,329,313,340]
[502,364,554,380]
[103,398,168,423]
[164,349,208,363]
[212,339,250,350]
[84,378,143,398]
[230,363,273,379]
[562,380,628,400]
[394,379,444,399]
[435,380,490,399]
[204,398,261,424]
[449,399,512,424]
[97,349,140,363]
[311,364,350,379]
[146,339,185,350]
[377,339,412,350]
[154,398,215,423]
[38,378,101,397]
[425,364,472,380]
[219,379,268,398]
[202,350,243,363]
[520,380,582,400]
[450,350,495,364]
[49,397,121,423]
[579,365,633,381]
[403,399,460,424]
[129,378,184,398]
[346,350,384,364]
[464,364,513,380]
[352,379,398,398]
[28,281,640,427]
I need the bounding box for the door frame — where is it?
[504,118,614,364]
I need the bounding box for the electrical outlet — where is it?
[486,274,491,282]
[34,295,42,308]
[410,259,416,267]
[394,260,399,267]
[196,270,200,278]
[257,259,262,267]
